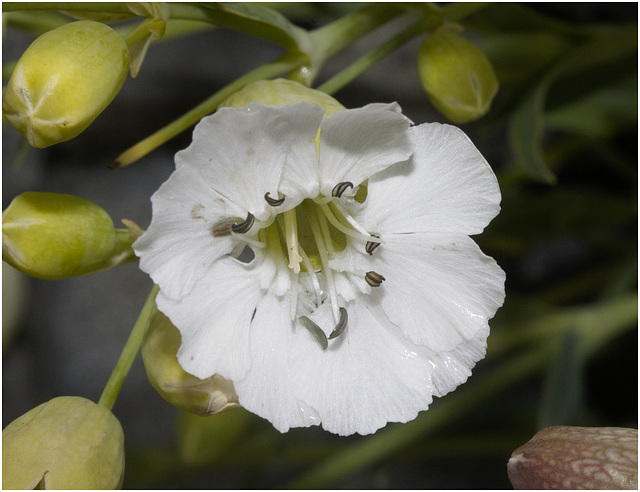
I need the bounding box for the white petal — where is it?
[317,103,413,197]
[359,301,490,400]
[133,165,242,299]
[235,298,435,436]
[289,300,435,436]
[254,241,292,296]
[176,103,324,221]
[157,257,265,381]
[368,232,505,352]
[360,123,501,235]
[233,292,320,432]
[232,293,490,436]
[425,327,489,398]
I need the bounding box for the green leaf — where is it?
[546,75,638,138]
[508,76,556,183]
[482,32,573,85]
[507,25,637,183]
[172,2,311,58]
[538,330,584,428]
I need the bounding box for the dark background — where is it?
[3,3,637,489]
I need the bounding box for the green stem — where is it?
[120,17,155,47]
[98,284,159,410]
[110,53,302,168]
[2,2,132,13]
[290,3,409,86]
[317,21,425,96]
[310,3,405,61]
[2,10,69,33]
[2,2,133,12]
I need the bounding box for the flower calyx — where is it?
[142,304,240,415]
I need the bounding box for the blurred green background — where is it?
[3,3,637,488]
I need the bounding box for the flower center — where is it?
[226,183,384,348]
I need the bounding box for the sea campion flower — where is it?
[134,87,505,436]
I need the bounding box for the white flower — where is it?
[133,100,505,436]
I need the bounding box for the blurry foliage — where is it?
[2,2,637,489]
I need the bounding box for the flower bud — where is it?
[3,20,129,148]
[142,304,240,416]
[2,192,116,279]
[508,425,638,489]
[2,396,125,489]
[220,78,345,116]
[417,27,498,123]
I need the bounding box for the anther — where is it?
[365,271,386,287]
[212,217,244,237]
[299,316,328,350]
[332,181,354,198]
[231,212,255,234]
[365,234,380,255]
[328,307,348,340]
[264,192,285,207]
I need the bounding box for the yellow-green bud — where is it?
[3,20,129,148]
[220,78,345,116]
[142,305,240,416]
[2,396,125,490]
[417,27,498,123]
[508,426,638,490]
[2,192,116,279]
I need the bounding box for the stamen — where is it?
[332,181,354,198]
[230,232,266,249]
[331,200,380,242]
[366,234,381,255]
[299,316,328,350]
[319,202,379,243]
[298,245,323,307]
[231,212,255,234]
[304,201,340,323]
[283,209,302,273]
[365,271,386,287]
[264,191,285,207]
[317,208,335,257]
[289,271,299,320]
[328,307,348,340]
